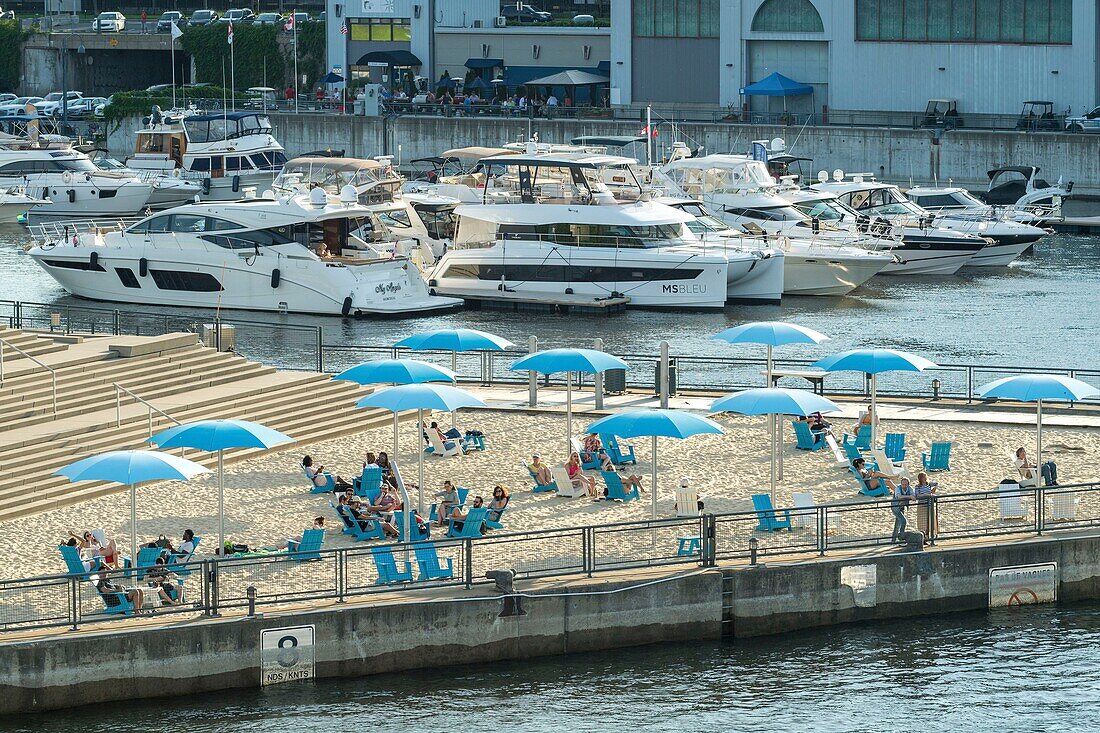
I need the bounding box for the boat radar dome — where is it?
[817,170,829,183]
[832,169,845,182]
[309,186,328,209]
[340,185,358,205]
[262,189,275,199]
[770,137,785,152]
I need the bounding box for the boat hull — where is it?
[781,248,892,296]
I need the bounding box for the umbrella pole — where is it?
[417,408,425,514]
[871,373,878,447]
[651,434,658,522]
[451,351,458,429]
[218,449,225,558]
[1036,399,1043,481]
[393,412,399,456]
[770,416,777,504]
[566,371,573,459]
[130,485,137,571]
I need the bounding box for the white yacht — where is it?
[90,152,203,210]
[0,145,154,217]
[427,154,731,309]
[657,155,894,295]
[980,166,1071,223]
[811,174,989,274]
[126,110,287,201]
[0,186,48,221]
[903,185,1046,265]
[25,188,462,317]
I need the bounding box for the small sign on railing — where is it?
[260,625,315,686]
[988,563,1057,608]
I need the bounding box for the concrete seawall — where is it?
[3,533,1098,715]
[107,113,1100,195]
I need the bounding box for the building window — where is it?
[633,0,721,38]
[349,17,411,42]
[855,0,1071,43]
[751,0,824,32]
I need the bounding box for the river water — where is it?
[4,224,1100,372]
[3,602,1097,731]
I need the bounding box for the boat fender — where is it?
[62,171,73,184]
[139,257,148,277]
[270,268,281,288]
[89,251,99,268]
[232,175,240,193]
[341,296,352,317]
[172,168,181,178]
[201,177,211,195]
[811,217,820,235]
[67,189,76,203]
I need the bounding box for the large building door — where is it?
[746,41,828,114]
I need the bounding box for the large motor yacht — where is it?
[25,187,461,317]
[126,110,287,201]
[657,155,894,295]
[426,153,734,309]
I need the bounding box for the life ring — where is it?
[172,169,181,178]
[62,171,73,184]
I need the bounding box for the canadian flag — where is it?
[227,21,234,45]
[639,125,658,138]
[284,14,294,32]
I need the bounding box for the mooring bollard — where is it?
[246,585,256,617]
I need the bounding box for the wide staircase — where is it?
[0,330,393,522]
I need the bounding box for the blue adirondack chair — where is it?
[413,542,454,581]
[792,420,825,451]
[393,511,431,542]
[134,546,167,580]
[580,451,602,470]
[338,505,386,541]
[527,466,557,493]
[331,500,357,535]
[462,433,486,451]
[93,583,135,616]
[167,537,200,578]
[303,464,336,494]
[287,528,324,561]
[602,435,637,465]
[485,503,508,530]
[842,440,865,464]
[429,487,470,522]
[844,426,872,451]
[884,432,906,462]
[751,494,792,531]
[601,470,640,502]
[922,442,952,471]
[850,465,890,497]
[59,544,101,578]
[371,546,414,585]
[447,507,490,538]
[354,465,383,496]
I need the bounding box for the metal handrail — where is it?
[113,382,182,440]
[0,337,57,414]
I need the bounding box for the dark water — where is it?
[4,224,1100,370]
[5,602,1099,731]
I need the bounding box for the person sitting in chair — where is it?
[1015,447,1057,487]
[487,485,509,524]
[852,458,895,492]
[448,495,485,533]
[528,454,553,487]
[95,574,144,611]
[146,557,183,606]
[849,407,877,439]
[600,453,644,495]
[433,481,461,527]
[167,529,197,559]
[302,455,352,491]
[567,452,598,498]
[581,433,602,464]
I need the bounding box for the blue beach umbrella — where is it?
[356,384,486,516]
[586,409,724,520]
[150,420,293,555]
[396,328,514,355]
[511,348,630,457]
[56,450,210,567]
[334,358,456,454]
[710,388,841,501]
[813,348,937,444]
[977,375,1100,477]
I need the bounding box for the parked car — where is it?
[1065,106,1100,133]
[94,96,112,117]
[156,11,185,32]
[500,4,552,22]
[188,9,219,26]
[65,96,107,119]
[94,11,126,32]
[0,93,16,104]
[218,8,255,25]
[291,11,312,24]
[0,96,45,116]
[245,86,277,108]
[254,12,285,26]
[37,91,84,116]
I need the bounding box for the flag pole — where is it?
[229,22,235,112]
[293,13,299,114]
[171,37,176,110]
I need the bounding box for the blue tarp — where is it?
[740,72,813,97]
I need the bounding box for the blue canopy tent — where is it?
[740,72,814,114]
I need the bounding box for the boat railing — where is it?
[26,218,138,247]
[0,337,57,414]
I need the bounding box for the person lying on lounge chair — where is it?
[96,574,144,611]
[600,454,644,495]
[528,454,553,486]
[852,458,895,492]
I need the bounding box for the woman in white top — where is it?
[1015,447,1057,487]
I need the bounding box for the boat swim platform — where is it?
[1051,216,1100,235]
[443,288,630,315]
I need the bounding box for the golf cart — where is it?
[1015,101,1060,131]
[918,99,962,129]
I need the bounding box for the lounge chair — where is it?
[337,505,386,541]
[461,433,486,452]
[921,442,952,471]
[302,463,336,494]
[393,511,431,542]
[93,582,135,616]
[429,487,470,522]
[752,493,792,531]
[884,432,906,462]
[134,546,167,580]
[286,528,324,561]
[526,464,557,493]
[485,504,507,531]
[842,440,865,464]
[674,483,700,517]
[851,465,890,497]
[166,537,200,578]
[371,545,413,585]
[59,544,101,578]
[413,542,454,581]
[868,449,904,478]
[998,480,1027,520]
[425,430,462,458]
[447,506,490,538]
[845,425,871,451]
[792,420,824,451]
[602,435,637,465]
[331,500,357,535]
[823,434,849,466]
[551,464,588,499]
[601,470,640,502]
[790,491,816,529]
[354,465,383,497]
[1050,489,1079,521]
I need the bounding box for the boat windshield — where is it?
[842,187,925,217]
[482,160,635,204]
[720,204,808,223]
[273,158,399,202]
[56,157,98,173]
[670,201,729,233]
[412,203,458,240]
[666,160,774,195]
[791,197,853,222]
[184,114,273,144]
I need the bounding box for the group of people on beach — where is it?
[528,433,645,500]
[63,529,195,611]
